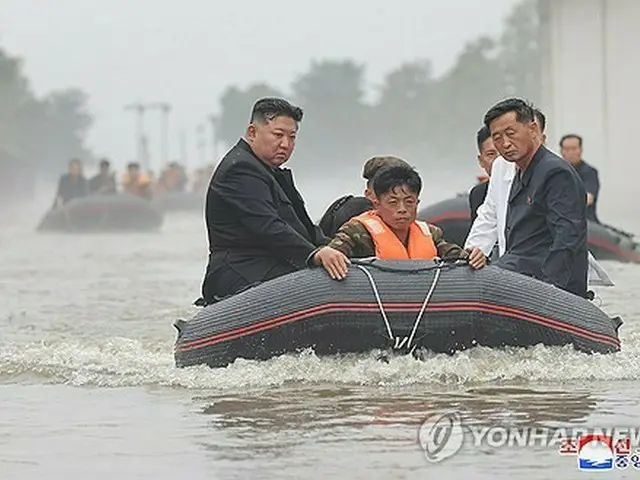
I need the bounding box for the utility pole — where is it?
[147,102,172,169]
[124,102,147,169]
[196,123,206,167]
[179,130,188,169]
[208,114,219,162]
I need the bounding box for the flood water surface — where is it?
[2,206,640,479]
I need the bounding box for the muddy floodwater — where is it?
[2,203,640,479]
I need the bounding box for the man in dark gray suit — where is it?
[483,98,588,298]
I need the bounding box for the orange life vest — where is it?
[353,210,438,260]
[122,172,150,195]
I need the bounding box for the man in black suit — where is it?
[484,98,588,298]
[199,97,330,305]
[560,133,601,223]
[468,125,497,222]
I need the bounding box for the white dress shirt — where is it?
[464,156,613,287]
[465,156,514,257]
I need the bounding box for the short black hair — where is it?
[534,108,546,132]
[127,162,140,170]
[484,97,536,130]
[99,159,110,168]
[372,165,422,197]
[476,125,491,152]
[250,97,303,124]
[560,133,583,148]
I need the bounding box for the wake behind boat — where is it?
[173,259,622,369]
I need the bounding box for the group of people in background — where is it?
[52,158,215,208]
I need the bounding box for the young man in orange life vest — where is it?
[311,164,487,279]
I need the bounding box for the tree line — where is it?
[213,0,540,179]
[0,45,93,201]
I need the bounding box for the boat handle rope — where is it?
[355,259,443,354]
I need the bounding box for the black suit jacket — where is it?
[203,139,327,298]
[573,160,600,223]
[468,181,489,223]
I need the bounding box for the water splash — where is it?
[2,334,640,390]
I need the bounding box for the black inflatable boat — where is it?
[418,194,640,263]
[37,194,164,233]
[151,191,204,213]
[173,259,622,368]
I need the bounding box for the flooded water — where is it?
[2,200,640,480]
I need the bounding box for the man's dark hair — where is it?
[362,155,410,186]
[534,108,546,132]
[127,162,140,170]
[250,97,303,124]
[372,165,422,197]
[99,159,110,168]
[559,133,583,148]
[483,97,536,129]
[476,126,491,152]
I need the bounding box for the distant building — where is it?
[538,0,640,222]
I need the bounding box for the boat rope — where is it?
[355,258,443,353]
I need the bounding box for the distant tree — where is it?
[0,46,96,200]
[217,83,285,148]
[290,59,370,170]
[34,88,94,174]
[429,37,507,162]
[0,48,38,156]
[373,60,435,156]
[499,0,541,101]
[0,47,94,173]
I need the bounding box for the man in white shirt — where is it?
[465,109,613,287]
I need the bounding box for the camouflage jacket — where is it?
[327,218,468,260]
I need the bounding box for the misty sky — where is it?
[0,0,517,172]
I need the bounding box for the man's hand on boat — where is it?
[313,247,351,280]
[312,246,487,280]
[465,247,487,270]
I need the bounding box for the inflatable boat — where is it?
[418,194,640,263]
[173,259,622,369]
[37,194,164,232]
[151,191,203,213]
